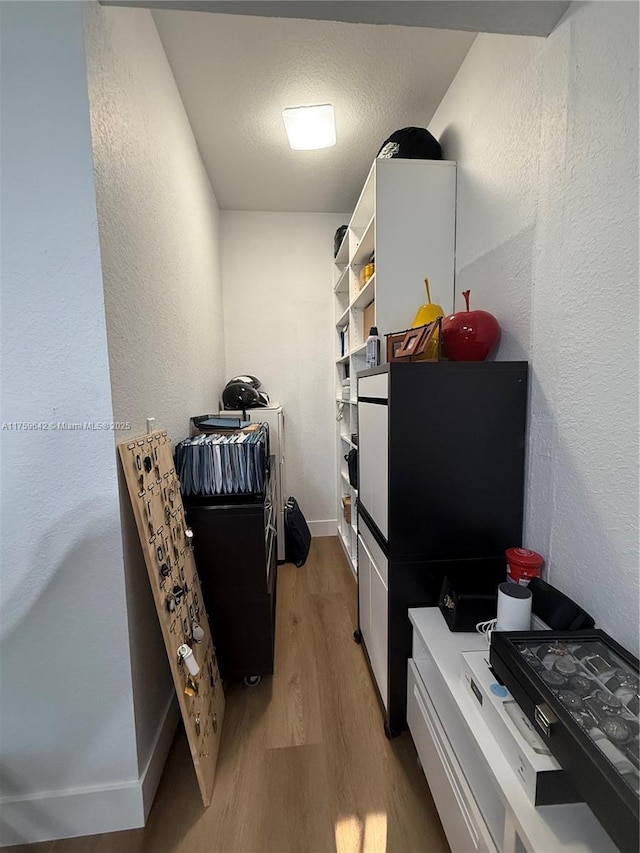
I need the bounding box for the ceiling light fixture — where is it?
[282,104,336,150]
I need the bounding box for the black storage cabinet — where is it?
[183,462,278,683]
[356,361,528,736]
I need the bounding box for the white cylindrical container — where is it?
[178,643,200,676]
[366,326,380,369]
[496,582,532,631]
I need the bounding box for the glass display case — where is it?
[490,629,639,853]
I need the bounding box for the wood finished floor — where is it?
[10,537,448,853]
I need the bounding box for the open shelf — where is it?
[335,307,349,328]
[335,230,349,266]
[333,265,349,294]
[351,274,375,310]
[351,215,375,268]
[337,529,357,581]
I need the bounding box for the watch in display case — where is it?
[490,628,639,853]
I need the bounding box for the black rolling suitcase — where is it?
[284,496,311,567]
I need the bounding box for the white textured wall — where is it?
[83,4,226,443]
[0,2,139,844]
[83,2,227,775]
[430,1,639,653]
[221,212,347,528]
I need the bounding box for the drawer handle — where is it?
[534,703,557,738]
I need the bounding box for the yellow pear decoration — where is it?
[412,277,444,327]
[412,278,443,359]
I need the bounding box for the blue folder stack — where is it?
[175,424,268,496]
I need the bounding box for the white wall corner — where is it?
[139,693,180,818]
[0,694,179,847]
[309,519,338,537]
[82,2,227,819]
[427,3,639,655]
[0,781,144,848]
[220,212,347,525]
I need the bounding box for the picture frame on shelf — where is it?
[386,318,442,362]
[386,331,407,362]
[395,326,429,358]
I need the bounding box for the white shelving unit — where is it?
[333,157,457,578]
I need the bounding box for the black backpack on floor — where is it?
[284,496,312,567]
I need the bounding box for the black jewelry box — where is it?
[490,628,639,853]
[438,575,498,632]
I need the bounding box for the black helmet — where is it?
[377,127,441,161]
[222,382,268,410]
[226,374,262,390]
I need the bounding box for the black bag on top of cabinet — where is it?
[377,127,442,161]
[344,448,358,489]
[334,225,348,258]
[284,496,312,567]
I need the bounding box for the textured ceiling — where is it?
[152,11,477,212]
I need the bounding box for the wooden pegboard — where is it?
[118,431,224,807]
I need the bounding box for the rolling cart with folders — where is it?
[181,449,278,687]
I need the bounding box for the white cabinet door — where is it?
[276,407,286,495]
[358,531,388,710]
[369,559,388,709]
[358,401,388,538]
[357,535,372,658]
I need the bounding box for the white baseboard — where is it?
[309,519,337,537]
[0,776,144,847]
[0,695,179,846]
[140,693,180,819]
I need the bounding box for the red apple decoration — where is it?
[441,290,500,361]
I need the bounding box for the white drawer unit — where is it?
[407,608,619,853]
[408,660,498,853]
[358,372,389,400]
